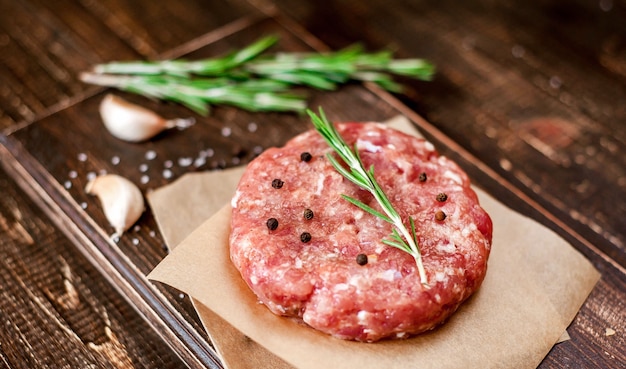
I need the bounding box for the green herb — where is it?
[307,108,429,287]
[80,73,305,116]
[81,36,435,115]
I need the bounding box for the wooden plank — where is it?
[0,16,400,369]
[0,166,186,368]
[267,0,626,268]
[0,0,260,130]
[1,4,624,368]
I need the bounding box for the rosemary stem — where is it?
[307,108,429,287]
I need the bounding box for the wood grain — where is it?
[0,167,185,368]
[0,0,624,368]
[268,0,626,268]
[0,0,260,130]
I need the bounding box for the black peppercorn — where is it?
[356,253,368,265]
[300,232,312,243]
[266,218,279,230]
[300,152,312,162]
[436,192,448,202]
[303,208,314,220]
[271,178,284,189]
[419,172,427,182]
[435,211,446,221]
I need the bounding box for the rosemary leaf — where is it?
[83,36,435,114]
[307,108,429,287]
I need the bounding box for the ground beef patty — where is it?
[230,122,493,342]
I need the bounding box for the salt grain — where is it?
[86,172,97,181]
[221,127,232,137]
[178,157,193,167]
[145,150,157,160]
[253,145,263,154]
[140,175,149,184]
[139,163,149,172]
[164,160,173,169]
[194,157,206,167]
[162,169,173,179]
[111,156,121,165]
[132,238,139,245]
[68,170,78,179]
[512,45,525,58]
[77,152,88,162]
[179,293,185,299]
[248,122,258,132]
[64,181,72,189]
[549,76,562,89]
[133,225,141,232]
[149,230,156,237]
[80,202,88,209]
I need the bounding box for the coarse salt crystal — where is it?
[194,157,206,167]
[145,150,157,160]
[178,157,193,167]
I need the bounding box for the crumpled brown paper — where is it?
[147,116,600,369]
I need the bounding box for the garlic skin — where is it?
[99,94,194,142]
[85,174,145,237]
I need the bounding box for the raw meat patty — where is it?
[229,122,492,342]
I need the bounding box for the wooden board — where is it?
[0,1,624,368]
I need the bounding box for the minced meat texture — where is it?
[229,122,493,342]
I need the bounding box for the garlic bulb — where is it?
[99,94,194,142]
[85,174,145,237]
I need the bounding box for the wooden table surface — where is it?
[0,1,624,368]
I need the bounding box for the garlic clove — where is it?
[85,174,145,237]
[99,94,194,142]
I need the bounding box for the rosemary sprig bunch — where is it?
[80,73,305,115]
[307,108,428,287]
[81,36,435,115]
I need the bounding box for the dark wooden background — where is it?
[0,0,624,368]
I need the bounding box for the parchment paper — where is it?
[147,116,600,369]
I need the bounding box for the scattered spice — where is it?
[271,178,284,189]
[303,208,314,220]
[300,232,312,243]
[435,210,446,221]
[419,172,427,182]
[436,192,448,202]
[300,152,313,162]
[356,253,368,266]
[266,218,279,230]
